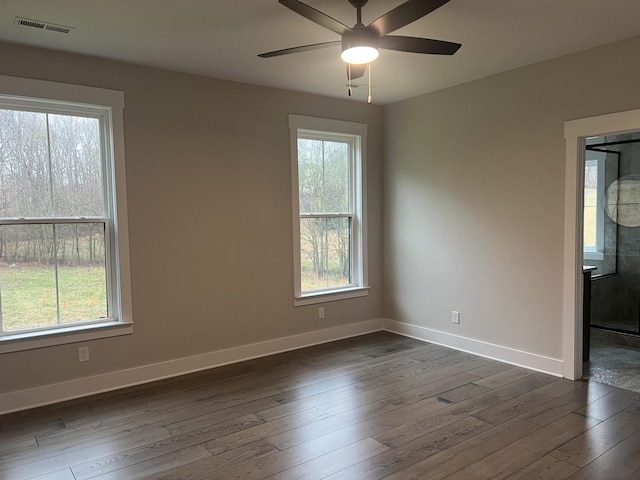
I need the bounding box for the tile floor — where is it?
[584,338,640,393]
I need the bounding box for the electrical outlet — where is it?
[319,307,325,319]
[78,346,90,363]
[452,311,460,324]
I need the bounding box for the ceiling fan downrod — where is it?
[348,0,368,25]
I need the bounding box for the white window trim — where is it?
[289,115,369,307]
[583,151,605,261]
[0,75,132,353]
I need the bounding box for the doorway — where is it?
[563,108,640,380]
[580,133,640,392]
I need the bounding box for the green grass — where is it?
[0,264,107,332]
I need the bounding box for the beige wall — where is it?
[382,35,640,360]
[4,32,640,399]
[0,42,383,394]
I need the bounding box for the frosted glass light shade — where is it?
[341,46,379,65]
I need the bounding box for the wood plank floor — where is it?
[2,332,640,479]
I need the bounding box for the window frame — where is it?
[583,151,605,261]
[289,115,368,306]
[0,75,132,353]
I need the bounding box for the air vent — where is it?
[15,17,74,34]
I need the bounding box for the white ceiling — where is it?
[1,0,640,105]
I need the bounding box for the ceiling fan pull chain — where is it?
[348,63,352,96]
[368,63,372,104]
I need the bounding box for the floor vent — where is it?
[14,17,75,34]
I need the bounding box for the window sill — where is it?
[584,251,604,261]
[295,287,369,306]
[0,321,133,354]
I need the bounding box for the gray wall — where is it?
[382,35,640,361]
[614,138,640,331]
[0,42,383,394]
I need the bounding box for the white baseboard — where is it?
[384,319,564,377]
[1,318,565,415]
[0,319,384,415]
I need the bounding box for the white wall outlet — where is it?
[78,346,90,363]
[452,311,460,324]
[318,307,325,319]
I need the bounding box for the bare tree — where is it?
[297,138,350,289]
[0,109,106,266]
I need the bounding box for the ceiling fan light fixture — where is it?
[341,26,379,64]
[341,45,379,64]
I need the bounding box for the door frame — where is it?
[563,108,640,379]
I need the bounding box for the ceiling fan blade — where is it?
[347,64,366,81]
[378,35,461,55]
[279,0,350,35]
[369,0,451,36]
[258,40,341,58]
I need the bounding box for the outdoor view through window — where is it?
[584,159,599,249]
[298,136,353,292]
[0,108,108,334]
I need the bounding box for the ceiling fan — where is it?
[259,0,461,95]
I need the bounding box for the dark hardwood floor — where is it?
[2,332,640,479]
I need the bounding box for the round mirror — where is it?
[607,174,640,227]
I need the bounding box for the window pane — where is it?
[0,109,51,218]
[56,223,107,324]
[49,114,105,217]
[0,222,108,332]
[0,110,105,220]
[298,138,350,214]
[0,224,58,331]
[300,217,351,291]
[584,162,598,248]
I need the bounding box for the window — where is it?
[0,75,131,352]
[289,115,368,305]
[583,151,605,260]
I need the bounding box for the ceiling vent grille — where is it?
[14,17,74,34]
